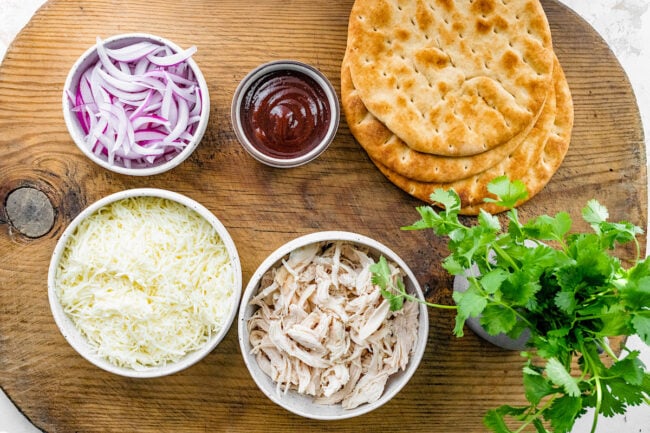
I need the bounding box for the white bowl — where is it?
[48,188,242,378]
[62,33,210,176]
[238,231,428,420]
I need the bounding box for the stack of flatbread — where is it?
[341,0,573,214]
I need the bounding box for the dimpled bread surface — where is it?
[346,0,555,156]
[372,56,573,215]
[341,54,536,183]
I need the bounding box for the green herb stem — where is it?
[591,376,602,433]
[491,242,520,272]
[579,341,603,433]
[599,338,618,361]
[401,290,459,310]
[513,395,558,433]
[632,236,641,262]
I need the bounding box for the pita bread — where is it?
[341,55,544,182]
[346,0,555,156]
[373,57,573,214]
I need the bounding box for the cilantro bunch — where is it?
[371,177,650,433]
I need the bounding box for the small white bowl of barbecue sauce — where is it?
[231,60,339,168]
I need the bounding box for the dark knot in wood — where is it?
[5,187,55,238]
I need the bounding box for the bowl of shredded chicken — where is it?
[238,231,428,420]
[48,188,241,378]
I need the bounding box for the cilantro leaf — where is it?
[500,270,541,306]
[449,224,498,270]
[582,198,644,248]
[480,304,517,335]
[452,282,488,337]
[442,255,465,276]
[621,275,650,308]
[565,234,617,286]
[480,268,510,294]
[609,351,645,386]
[544,396,583,433]
[596,309,632,337]
[582,199,609,228]
[607,377,647,407]
[523,369,555,405]
[631,311,650,345]
[599,376,647,416]
[402,205,442,231]
[484,406,527,433]
[599,380,627,417]
[483,410,512,433]
[453,312,468,338]
[523,212,572,242]
[453,283,487,319]
[370,256,404,311]
[402,198,462,236]
[598,221,644,249]
[479,208,501,232]
[627,255,650,284]
[383,288,404,311]
[370,256,390,289]
[545,358,580,397]
[429,188,461,214]
[554,291,577,315]
[484,176,529,208]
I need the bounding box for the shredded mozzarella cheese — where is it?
[55,196,235,370]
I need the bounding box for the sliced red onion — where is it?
[132,114,170,130]
[145,70,196,86]
[104,41,159,62]
[147,46,197,67]
[134,56,152,75]
[165,98,189,143]
[69,36,202,169]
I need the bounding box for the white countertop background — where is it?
[1,1,649,432]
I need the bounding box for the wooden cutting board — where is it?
[0,1,646,431]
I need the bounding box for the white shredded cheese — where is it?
[55,196,235,370]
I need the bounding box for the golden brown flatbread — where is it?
[373,57,573,214]
[346,0,555,156]
[341,55,546,182]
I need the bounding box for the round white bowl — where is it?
[231,60,339,168]
[62,33,210,176]
[48,188,242,378]
[238,231,428,420]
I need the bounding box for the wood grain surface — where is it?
[0,1,646,432]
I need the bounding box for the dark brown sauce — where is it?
[240,69,330,159]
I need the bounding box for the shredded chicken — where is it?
[247,241,419,409]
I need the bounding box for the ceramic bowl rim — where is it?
[237,230,428,420]
[62,33,210,176]
[47,188,242,378]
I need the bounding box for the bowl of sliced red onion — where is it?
[62,33,209,176]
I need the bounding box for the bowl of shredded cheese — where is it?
[48,188,241,378]
[238,231,428,420]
